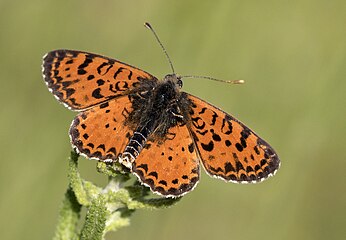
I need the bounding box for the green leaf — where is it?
[97,161,130,179]
[80,194,109,240]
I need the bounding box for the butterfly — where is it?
[42,24,280,198]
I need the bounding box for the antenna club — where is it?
[144,22,152,29]
[230,79,245,84]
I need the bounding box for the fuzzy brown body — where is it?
[117,74,193,169]
[126,74,191,140]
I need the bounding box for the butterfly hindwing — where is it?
[187,94,280,183]
[69,95,134,161]
[42,50,157,110]
[132,125,200,197]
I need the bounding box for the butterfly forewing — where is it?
[42,50,157,110]
[69,95,134,161]
[132,125,200,197]
[187,94,280,183]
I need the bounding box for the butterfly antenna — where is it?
[144,22,175,74]
[181,75,245,84]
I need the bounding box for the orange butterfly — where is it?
[42,23,280,197]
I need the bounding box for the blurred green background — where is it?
[1,0,345,239]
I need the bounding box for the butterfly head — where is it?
[163,73,183,89]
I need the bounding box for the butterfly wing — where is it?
[132,125,200,197]
[69,95,134,161]
[187,94,280,183]
[42,50,157,110]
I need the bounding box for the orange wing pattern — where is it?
[42,50,157,110]
[69,95,133,161]
[188,95,280,183]
[132,125,200,197]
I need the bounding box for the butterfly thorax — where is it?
[127,74,189,136]
[119,74,192,168]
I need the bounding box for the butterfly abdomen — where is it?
[119,127,151,168]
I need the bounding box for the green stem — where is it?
[53,188,82,240]
[68,151,91,206]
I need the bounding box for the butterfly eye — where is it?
[177,78,183,88]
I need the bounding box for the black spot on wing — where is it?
[92,88,104,99]
[78,69,87,75]
[87,75,95,80]
[201,141,214,152]
[188,143,194,153]
[221,117,233,134]
[235,143,243,152]
[78,57,93,69]
[225,162,235,174]
[113,67,124,79]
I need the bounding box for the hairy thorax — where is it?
[126,74,192,141]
